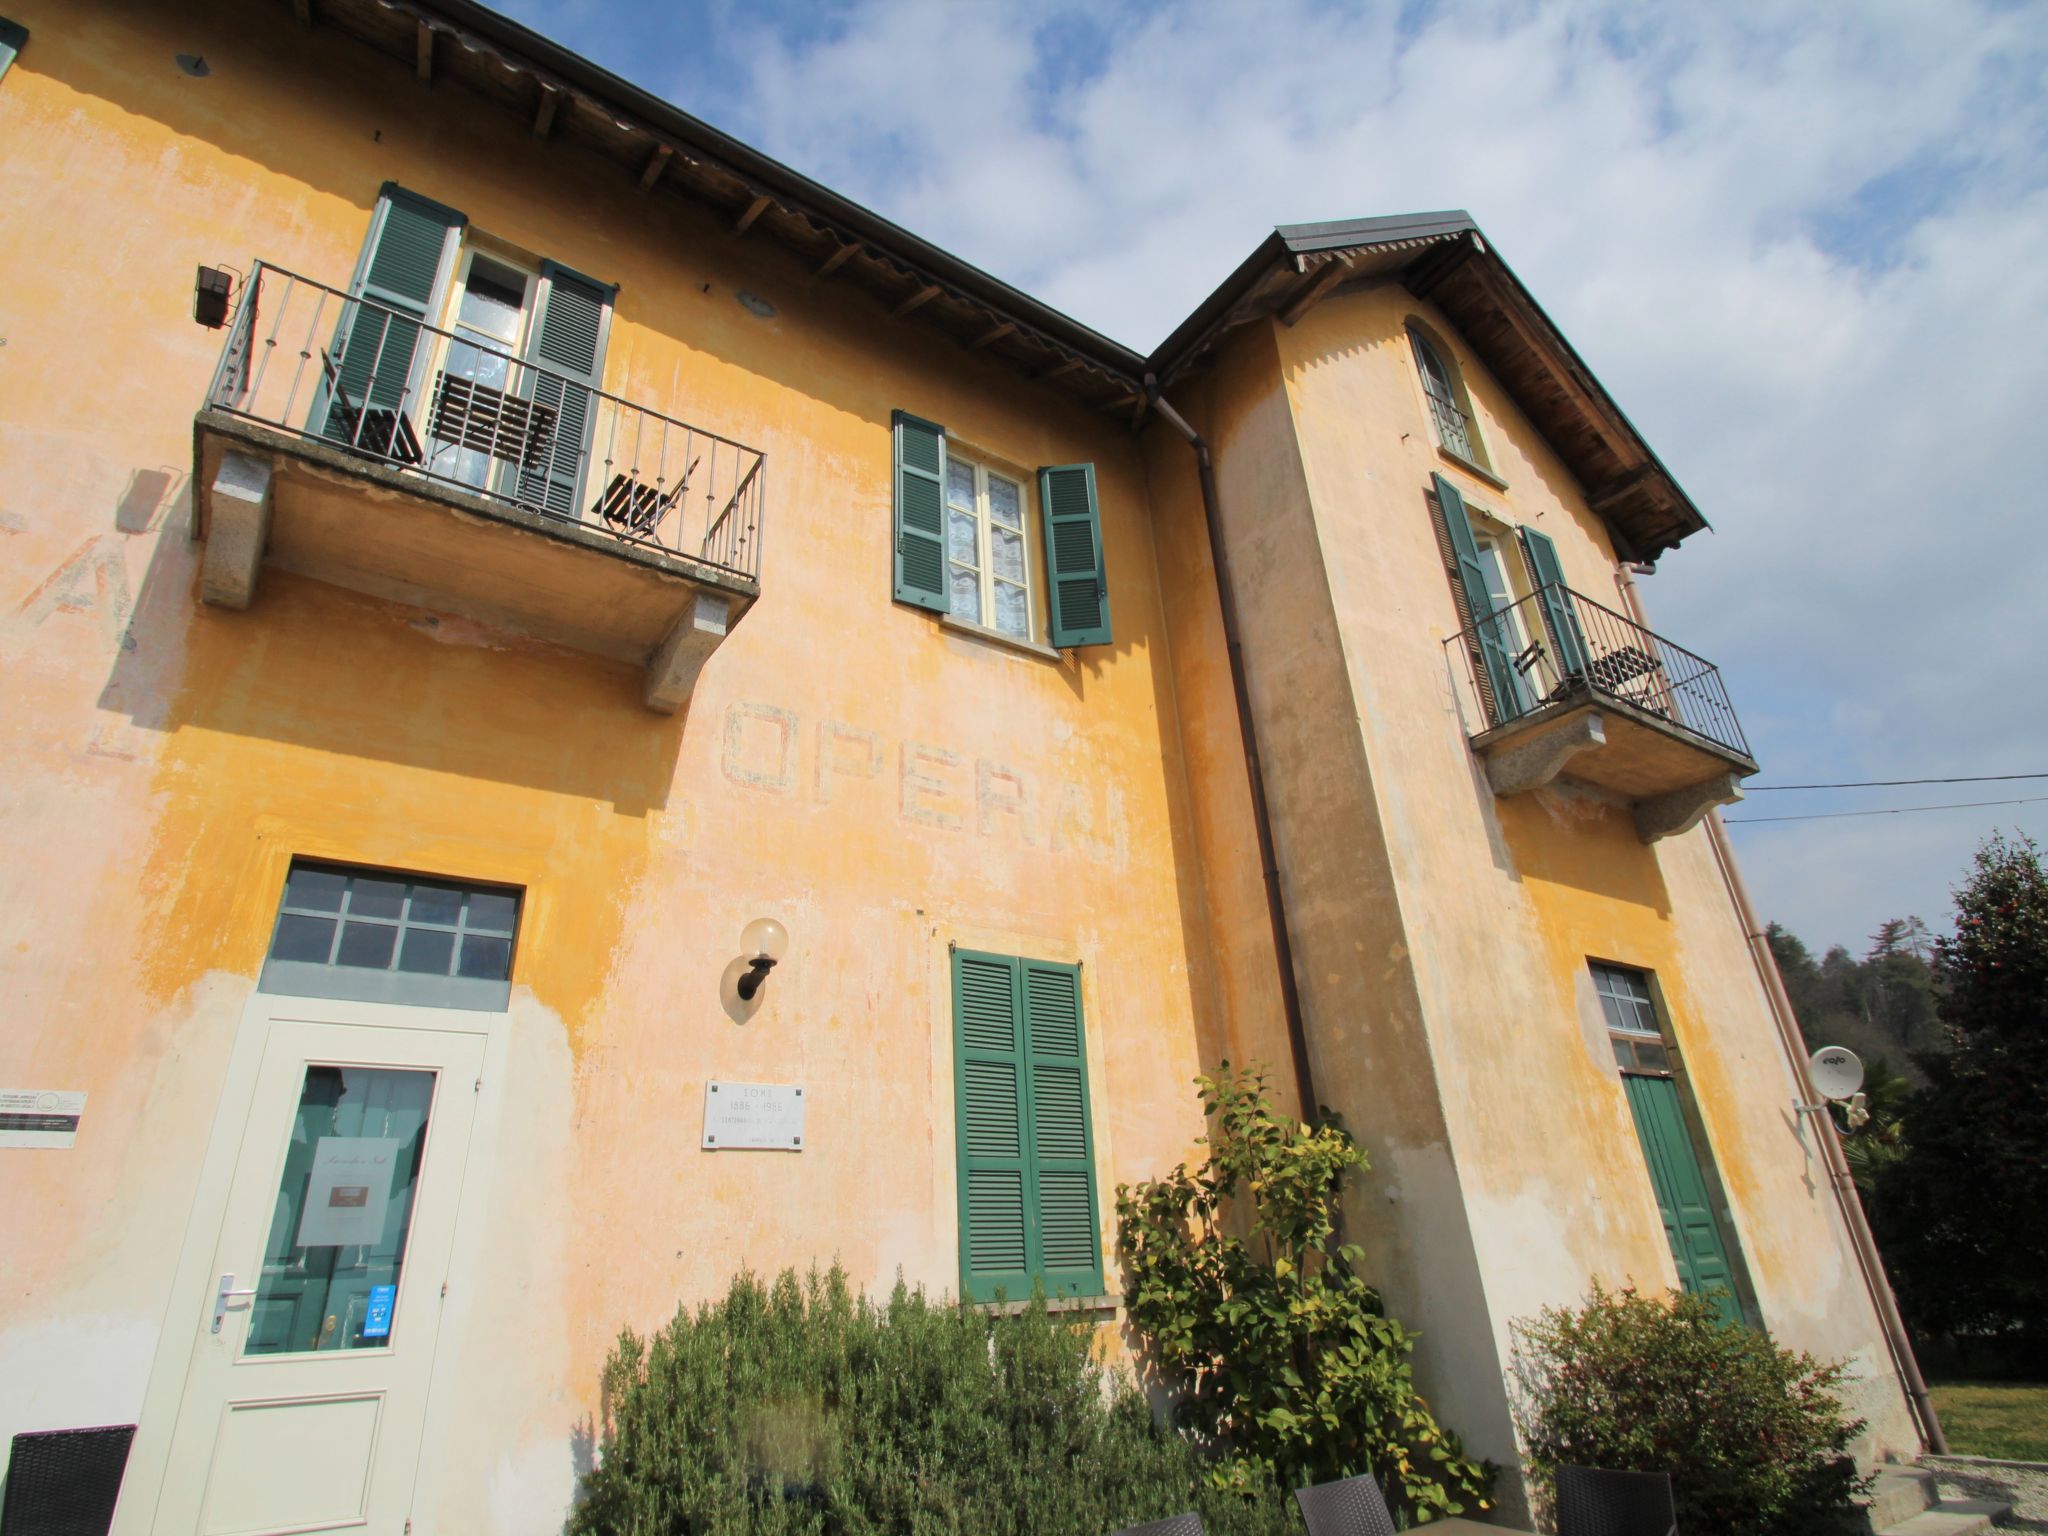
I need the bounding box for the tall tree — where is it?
[1875,833,2048,1338]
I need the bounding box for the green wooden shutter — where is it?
[1038,463,1111,648]
[325,186,464,440]
[0,18,27,81]
[517,261,614,518]
[1433,472,1523,723]
[1021,960,1103,1298]
[955,951,1104,1303]
[1622,1074,1743,1326]
[955,951,1033,1302]
[1518,526,1590,679]
[893,411,948,612]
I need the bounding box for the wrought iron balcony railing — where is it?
[1443,581,1752,761]
[204,262,765,580]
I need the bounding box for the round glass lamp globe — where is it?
[741,917,789,964]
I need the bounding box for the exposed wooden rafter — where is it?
[531,83,560,138]
[293,0,313,24]
[814,243,858,279]
[1587,464,1657,513]
[639,143,673,192]
[970,320,1017,351]
[893,283,941,319]
[1279,253,1354,326]
[1036,356,1085,384]
[734,194,772,236]
[415,20,434,81]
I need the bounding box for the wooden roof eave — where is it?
[314,0,1146,416]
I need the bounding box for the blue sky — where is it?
[504,0,2048,955]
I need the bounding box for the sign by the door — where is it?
[702,1081,805,1150]
[364,1283,396,1339]
[296,1135,403,1246]
[0,1089,86,1148]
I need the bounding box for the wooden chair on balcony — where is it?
[318,349,422,466]
[593,455,698,543]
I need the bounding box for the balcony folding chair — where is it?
[1294,1472,1397,1536]
[319,348,423,466]
[1108,1512,1205,1536]
[1555,1464,1678,1536]
[593,455,697,541]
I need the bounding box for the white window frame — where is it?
[1407,321,1500,482]
[944,451,1040,644]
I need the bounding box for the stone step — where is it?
[1875,1496,2013,1536]
[1865,1467,1941,1530]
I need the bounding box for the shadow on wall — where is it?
[1499,787,1676,918]
[97,489,688,817]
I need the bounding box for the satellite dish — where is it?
[1808,1046,1865,1102]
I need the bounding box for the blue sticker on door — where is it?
[363,1284,396,1339]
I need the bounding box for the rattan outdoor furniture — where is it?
[1295,1472,1397,1536]
[1108,1512,1205,1536]
[1555,1464,1678,1536]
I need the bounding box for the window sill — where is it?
[972,1294,1120,1318]
[1436,444,1510,492]
[939,613,1064,662]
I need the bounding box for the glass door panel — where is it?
[246,1065,435,1356]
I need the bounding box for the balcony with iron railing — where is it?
[1443,581,1757,841]
[192,262,767,711]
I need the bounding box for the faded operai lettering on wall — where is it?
[720,701,1126,868]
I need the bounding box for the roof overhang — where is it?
[1147,213,1708,560]
[302,0,1148,413]
[298,3,1704,556]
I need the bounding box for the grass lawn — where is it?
[1929,1380,2048,1462]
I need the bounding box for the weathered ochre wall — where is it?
[1269,280,1921,1463]
[0,0,1227,1518]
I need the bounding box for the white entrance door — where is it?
[145,1012,483,1534]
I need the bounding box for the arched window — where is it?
[1408,324,1491,473]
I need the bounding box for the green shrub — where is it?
[571,1265,1294,1536]
[1116,1066,1494,1526]
[1510,1282,1870,1536]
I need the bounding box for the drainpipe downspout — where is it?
[1147,378,1320,1123]
[1613,566,1947,1456]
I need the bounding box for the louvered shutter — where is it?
[0,18,26,80]
[1431,472,1523,724]
[517,261,614,518]
[1518,526,1589,680]
[1021,960,1103,1298]
[1038,463,1111,647]
[955,951,1033,1303]
[1622,1075,1743,1326]
[325,186,464,441]
[893,411,948,612]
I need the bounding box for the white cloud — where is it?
[535,0,2048,948]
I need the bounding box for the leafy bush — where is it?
[571,1265,1294,1536]
[1510,1282,1870,1536]
[1116,1066,1493,1525]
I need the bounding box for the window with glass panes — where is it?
[945,455,1034,640]
[260,862,522,1010]
[1592,962,1671,1072]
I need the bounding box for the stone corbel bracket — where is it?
[1634,773,1745,843]
[1485,709,1605,796]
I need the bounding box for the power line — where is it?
[1749,772,2048,791]
[1724,794,2048,826]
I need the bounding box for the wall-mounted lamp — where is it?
[734,917,788,1001]
[194,266,233,329]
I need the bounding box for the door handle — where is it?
[212,1272,257,1334]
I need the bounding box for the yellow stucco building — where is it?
[0,0,1932,1528]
